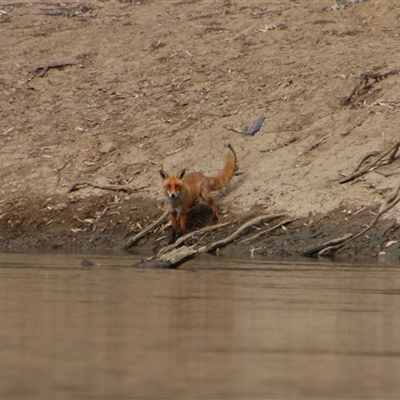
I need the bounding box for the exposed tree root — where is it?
[200,214,285,253]
[300,233,353,257]
[124,209,169,250]
[158,221,232,256]
[302,180,400,257]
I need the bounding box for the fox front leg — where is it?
[169,211,178,244]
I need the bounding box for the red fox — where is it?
[159,142,238,243]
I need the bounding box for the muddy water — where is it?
[0,252,400,399]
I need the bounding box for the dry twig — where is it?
[299,133,331,156]
[241,218,297,244]
[260,137,298,153]
[31,61,78,78]
[341,70,399,107]
[339,140,400,184]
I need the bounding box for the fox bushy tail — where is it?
[208,141,238,191]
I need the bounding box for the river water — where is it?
[0,251,399,399]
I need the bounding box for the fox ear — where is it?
[159,170,168,180]
[177,169,186,179]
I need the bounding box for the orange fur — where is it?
[159,142,237,243]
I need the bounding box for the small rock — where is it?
[81,258,95,267]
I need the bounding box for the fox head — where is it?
[159,169,186,200]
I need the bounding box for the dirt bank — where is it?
[1,0,400,262]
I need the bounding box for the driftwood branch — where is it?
[134,245,199,269]
[134,213,287,268]
[339,140,400,184]
[124,209,169,250]
[66,181,148,194]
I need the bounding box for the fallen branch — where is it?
[339,140,400,184]
[134,213,286,268]
[124,209,169,250]
[201,214,286,253]
[66,181,148,194]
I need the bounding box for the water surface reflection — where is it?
[0,252,399,399]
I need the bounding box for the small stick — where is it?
[260,137,298,153]
[241,218,297,244]
[299,133,331,156]
[374,170,400,177]
[31,61,78,78]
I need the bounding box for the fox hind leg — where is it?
[201,191,219,220]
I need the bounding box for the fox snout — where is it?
[168,192,178,199]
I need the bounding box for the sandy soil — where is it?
[1,0,400,262]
